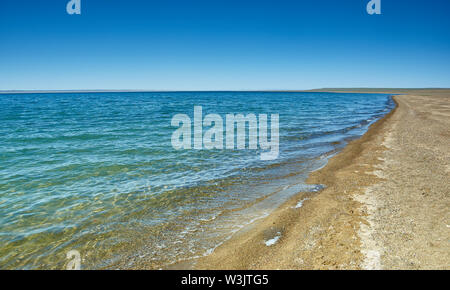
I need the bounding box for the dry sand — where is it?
[195,89,450,270]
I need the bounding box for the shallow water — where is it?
[0,92,394,269]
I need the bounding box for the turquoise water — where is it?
[0,92,394,269]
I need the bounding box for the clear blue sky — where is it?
[0,0,449,90]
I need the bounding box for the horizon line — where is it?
[1,88,449,94]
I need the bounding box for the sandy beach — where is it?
[195,89,450,270]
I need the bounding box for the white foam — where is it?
[199,215,217,222]
[265,234,281,246]
[294,198,309,209]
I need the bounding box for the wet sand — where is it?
[195,89,450,270]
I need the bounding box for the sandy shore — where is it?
[195,89,450,270]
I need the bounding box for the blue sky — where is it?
[0,0,449,90]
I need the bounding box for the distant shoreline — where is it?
[1,88,449,95]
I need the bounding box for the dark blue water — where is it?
[0,92,394,269]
